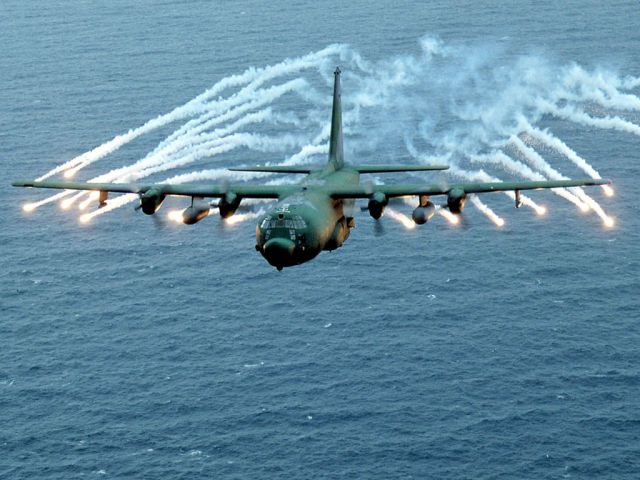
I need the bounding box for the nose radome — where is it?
[263,238,295,268]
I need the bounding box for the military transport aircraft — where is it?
[13,68,610,270]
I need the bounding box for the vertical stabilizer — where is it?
[327,67,344,170]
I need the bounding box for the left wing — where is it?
[325,178,610,198]
[12,179,296,199]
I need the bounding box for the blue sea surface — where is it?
[1,1,639,478]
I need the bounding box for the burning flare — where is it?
[437,208,459,225]
[385,207,416,230]
[469,196,505,227]
[166,210,184,224]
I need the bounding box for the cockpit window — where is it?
[261,215,306,229]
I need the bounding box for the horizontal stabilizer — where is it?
[353,164,449,173]
[227,166,315,174]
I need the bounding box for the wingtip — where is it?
[591,178,612,186]
[12,180,33,187]
[425,164,450,170]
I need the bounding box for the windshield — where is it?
[260,215,307,229]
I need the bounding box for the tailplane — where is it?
[327,67,344,171]
[351,164,449,173]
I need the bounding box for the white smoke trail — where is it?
[508,136,590,210]
[436,206,460,225]
[26,38,628,232]
[404,140,543,219]
[385,207,416,229]
[468,195,505,227]
[557,65,640,111]
[454,160,546,214]
[63,190,89,209]
[32,78,320,209]
[67,78,309,179]
[22,190,73,211]
[509,136,613,224]
[225,208,267,226]
[78,129,329,221]
[520,122,601,177]
[622,76,640,90]
[469,151,543,180]
[472,149,581,212]
[39,45,344,181]
[119,110,278,177]
[119,132,303,186]
[60,111,280,210]
[154,108,310,168]
[78,194,94,211]
[75,94,319,212]
[519,120,614,196]
[126,78,311,165]
[286,143,328,164]
[159,78,320,149]
[65,105,314,211]
[538,100,640,136]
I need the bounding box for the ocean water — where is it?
[1,1,639,478]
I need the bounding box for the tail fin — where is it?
[327,67,344,171]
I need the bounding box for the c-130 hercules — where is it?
[14,68,610,270]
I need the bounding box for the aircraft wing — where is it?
[12,177,610,200]
[11,179,297,199]
[326,178,611,198]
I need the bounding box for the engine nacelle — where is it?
[447,188,467,214]
[140,188,166,215]
[182,199,210,225]
[367,192,388,219]
[218,192,241,219]
[412,201,436,225]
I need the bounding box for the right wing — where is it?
[326,178,610,198]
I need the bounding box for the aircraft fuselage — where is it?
[255,168,358,270]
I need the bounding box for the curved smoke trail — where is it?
[23,36,633,228]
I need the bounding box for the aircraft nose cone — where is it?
[263,238,295,269]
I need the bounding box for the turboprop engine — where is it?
[367,192,388,219]
[140,188,166,215]
[447,188,467,214]
[182,198,210,225]
[218,192,241,219]
[412,201,436,225]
